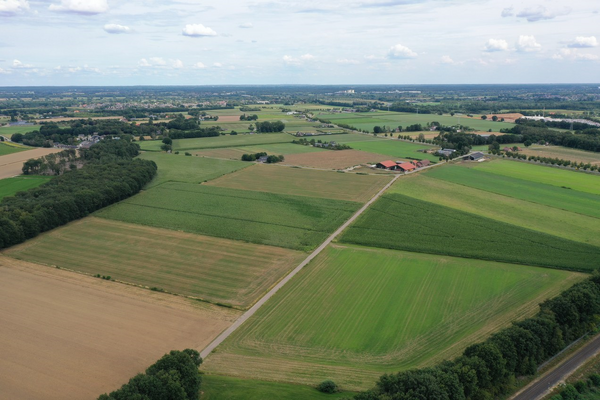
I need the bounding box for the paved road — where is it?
[511,332,600,400]
[199,173,402,359]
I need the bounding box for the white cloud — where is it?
[239,22,253,28]
[501,7,514,17]
[49,0,108,15]
[149,57,166,66]
[172,59,183,69]
[0,0,29,15]
[213,62,223,68]
[484,39,509,52]
[0,67,11,74]
[103,24,131,34]
[193,62,206,69]
[515,6,571,22]
[440,55,454,64]
[387,44,417,59]
[283,54,315,65]
[568,36,598,48]
[300,54,315,61]
[138,57,169,67]
[337,58,359,64]
[182,24,217,37]
[553,49,599,61]
[12,59,33,69]
[138,58,151,67]
[516,35,541,52]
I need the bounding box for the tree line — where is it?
[0,140,156,250]
[254,121,285,132]
[354,273,600,400]
[98,349,202,400]
[241,152,285,163]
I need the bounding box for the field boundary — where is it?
[199,173,400,358]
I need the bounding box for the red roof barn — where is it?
[376,160,398,170]
[397,162,416,172]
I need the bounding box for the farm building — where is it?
[465,152,485,161]
[397,162,416,172]
[437,149,456,157]
[412,159,431,168]
[376,160,398,170]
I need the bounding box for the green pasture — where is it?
[0,176,51,200]
[95,183,359,251]
[0,142,29,156]
[200,375,353,400]
[202,245,581,390]
[392,174,600,247]
[469,160,600,195]
[426,165,600,218]
[340,193,600,271]
[344,140,439,161]
[0,125,40,138]
[139,133,294,152]
[138,152,247,188]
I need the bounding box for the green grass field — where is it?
[139,133,294,152]
[392,174,600,247]
[138,152,248,188]
[200,375,354,400]
[3,217,305,308]
[95,183,359,251]
[0,142,31,156]
[468,160,600,195]
[194,143,325,160]
[201,244,582,390]
[316,111,514,132]
[426,164,600,219]
[346,140,439,161]
[205,164,391,202]
[0,125,40,138]
[340,193,600,271]
[0,176,51,200]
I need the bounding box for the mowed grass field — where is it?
[344,139,439,162]
[0,142,28,156]
[282,149,387,169]
[205,164,391,202]
[0,176,51,200]
[392,174,600,247]
[200,375,354,400]
[139,133,293,152]
[4,217,306,308]
[339,193,600,271]
[0,124,40,138]
[0,256,240,400]
[194,143,325,160]
[138,152,248,188]
[202,245,582,390]
[506,145,600,166]
[426,163,600,218]
[95,183,360,251]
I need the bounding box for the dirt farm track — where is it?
[0,256,239,400]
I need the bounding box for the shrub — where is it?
[590,374,600,386]
[317,380,339,394]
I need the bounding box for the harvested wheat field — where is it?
[282,149,384,169]
[214,115,242,122]
[0,256,240,400]
[0,147,62,179]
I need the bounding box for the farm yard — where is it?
[205,163,392,202]
[392,173,600,247]
[426,163,600,218]
[0,175,51,200]
[339,193,600,271]
[4,217,306,308]
[0,256,240,400]
[201,245,582,390]
[95,183,360,251]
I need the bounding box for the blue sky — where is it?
[0,0,599,85]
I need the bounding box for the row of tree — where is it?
[355,273,600,400]
[22,148,79,175]
[503,121,600,152]
[0,140,156,250]
[98,349,202,400]
[241,152,285,163]
[240,113,258,121]
[498,151,600,171]
[254,121,285,132]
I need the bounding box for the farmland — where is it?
[0,147,62,179]
[0,256,240,400]
[139,133,294,152]
[201,375,353,400]
[0,124,40,138]
[426,165,600,218]
[518,145,600,165]
[339,193,600,271]
[201,245,582,390]
[0,142,28,156]
[282,149,386,169]
[95,183,360,251]
[138,152,248,188]
[205,163,391,202]
[4,217,306,308]
[391,174,600,247]
[194,143,324,160]
[0,176,51,200]
[315,110,514,132]
[343,139,440,161]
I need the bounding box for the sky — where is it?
[0,0,599,85]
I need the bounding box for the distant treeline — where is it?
[355,273,600,400]
[254,120,285,132]
[98,349,202,400]
[0,140,156,250]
